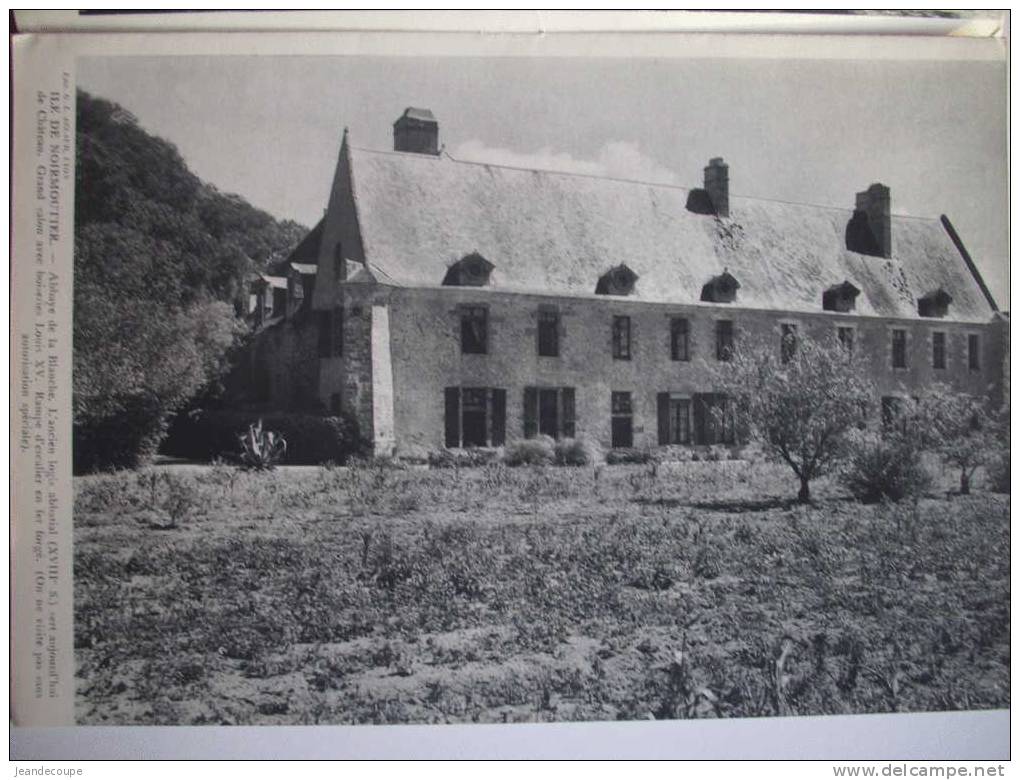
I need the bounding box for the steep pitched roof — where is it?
[288,218,324,264]
[345,146,997,323]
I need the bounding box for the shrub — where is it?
[73,396,168,473]
[840,433,932,503]
[605,447,654,465]
[553,436,603,466]
[427,447,502,469]
[238,419,287,471]
[163,408,361,465]
[651,445,690,463]
[503,436,555,467]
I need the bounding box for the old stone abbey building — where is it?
[242,108,1007,455]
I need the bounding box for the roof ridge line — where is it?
[350,144,939,221]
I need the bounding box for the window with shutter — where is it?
[657,392,670,445]
[461,388,488,447]
[445,387,506,447]
[523,386,575,439]
[611,391,634,448]
[561,387,576,438]
[658,393,692,445]
[491,389,507,446]
[523,387,538,439]
[444,387,461,448]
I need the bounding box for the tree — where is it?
[73,290,241,471]
[917,385,997,495]
[713,332,875,503]
[73,89,307,470]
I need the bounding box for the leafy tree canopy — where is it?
[74,90,308,470]
[714,332,875,503]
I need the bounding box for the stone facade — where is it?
[340,286,1004,453]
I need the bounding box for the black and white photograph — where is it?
[69,45,1009,730]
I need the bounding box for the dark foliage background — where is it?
[162,410,361,466]
[74,90,308,472]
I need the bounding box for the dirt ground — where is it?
[74,460,1010,725]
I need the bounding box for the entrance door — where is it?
[461,388,488,447]
[538,388,559,438]
[611,391,634,448]
[611,417,633,448]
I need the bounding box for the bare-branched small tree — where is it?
[714,332,875,503]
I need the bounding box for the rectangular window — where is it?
[537,308,560,357]
[932,331,946,370]
[460,306,488,355]
[891,329,907,369]
[716,320,734,362]
[780,323,798,364]
[444,387,506,448]
[968,334,981,371]
[611,391,634,448]
[523,386,575,440]
[693,393,736,445]
[670,317,690,361]
[657,393,692,445]
[612,316,631,360]
[837,326,855,354]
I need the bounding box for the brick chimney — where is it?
[704,157,729,217]
[854,183,891,258]
[393,107,439,155]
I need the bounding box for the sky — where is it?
[79,53,1008,306]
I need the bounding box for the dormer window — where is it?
[918,289,952,319]
[443,252,494,287]
[701,270,740,303]
[596,264,638,296]
[823,280,861,313]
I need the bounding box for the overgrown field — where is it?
[74,461,1010,725]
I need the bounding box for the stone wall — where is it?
[369,286,1007,451]
[226,312,320,412]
